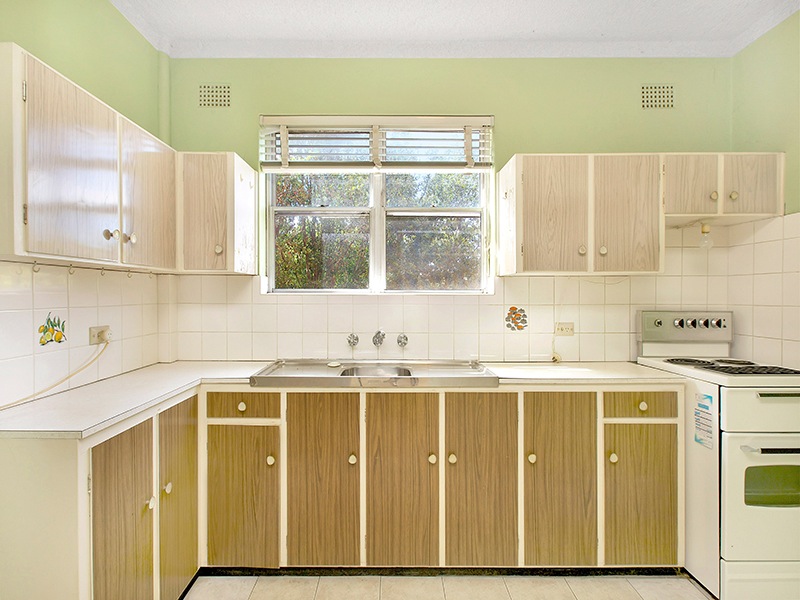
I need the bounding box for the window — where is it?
[260,116,493,292]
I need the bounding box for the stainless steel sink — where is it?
[249,359,498,388]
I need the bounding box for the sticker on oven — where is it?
[694,393,713,449]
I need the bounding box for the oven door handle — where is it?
[740,445,800,455]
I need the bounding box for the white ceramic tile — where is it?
[504,277,529,304]
[201,304,227,333]
[554,335,579,361]
[381,576,445,600]
[142,274,158,304]
[752,336,783,365]
[579,278,605,304]
[732,306,754,336]
[403,304,429,333]
[528,305,554,334]
[177,332,203,360]
[428,304,455,334]
[122,305,143,338]
[67,268,98,308]
[753,273,782,306]
[681,248,708,276]
[327,334,354,360]
[479,304,505,334]
[731,334,754,361]
[97,339,123,379]
[479,281,503,305]
[226,304,252,332]
[753,240,783,274]
[605,333,631,361]
[707,276,729,306]
[554,277,580,304]
[251,277,276,304]
[0,310,34,361]
[253,304,278,332]
[277,304,302,333]
[579,333,605,361]
[315,577,379,600]
[784,238,800,272]
[504,333,530,361]
[0,356,34,408]
[604,277,630,304]
[201,275,228,303]
[452,304,478,333]
[681,276,708,306]
[655,276,681,306]
[201,332,227,360]
[68,307,98,346]
[626,576,711,600]
[529,277,555,305]
[662,248,682,276]
[605,305,630,333]
[97,270,123,306]
[277,333,302,358]
[728,244,754,275]
[177,304,202,332]
[378,303,405,332]
[157,274,174,304]
[783,306,800,341]
[727,221,755,246]
[222,276,251,304]
[783,212,800,239]
[142,304,158,336]
[707,247,728,276]
[301,294,328,305]
[727,275,754,306]
[121,336,143,372]
[529,334,554,360]
[33,265,68,310]
[630,276,656,304]
[226,332,253,360]
[453,333,479,360]
[479,333,504,361]
[185,576,257,600]
[378,338,404,359]
[753,305,783,338]
[252,332,278,360]
[142,333,159,366]
[323,303,353,334]
[753,216,783,243]
[32,347,70,396]
[353,301,380,332]
[250,576,319,600]
[400,333,428,359]
[121,272,144,306]
[566,577,641,600]
[158,332,177,363]
[302,304,328,333]
[352,334,380,360]
[504,576,576,600]
[177,276,203,303]
[783,340,800,369]
[302,332,328,359]
[429,333,455,359]
[0,262,33,311]
[579,305,604,333]
[452,294,479,306]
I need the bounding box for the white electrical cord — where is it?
[0,341,110,411]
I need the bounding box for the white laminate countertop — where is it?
[0,360,682,439]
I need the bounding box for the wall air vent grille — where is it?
[641,84,674,109]
[199,83,231,108]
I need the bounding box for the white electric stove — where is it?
[636,311,800,600]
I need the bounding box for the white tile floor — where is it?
[184,575,716,600]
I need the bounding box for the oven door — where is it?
[721,433,800,561]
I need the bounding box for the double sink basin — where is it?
[250,359,499,388]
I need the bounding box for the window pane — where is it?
[386,216,481,290]
[275,173,370,207]
[274,215,369,289]
[385,173,481,208]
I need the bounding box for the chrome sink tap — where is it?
[372,330,386,347]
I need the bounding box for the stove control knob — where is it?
[654,319,663,327]
[711,318,723,328]
[699,318,710,328]
[686,318,698,329]
[673,318,685,328]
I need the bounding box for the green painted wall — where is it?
[170,57,732,171]
[0,0,162,137]
[732,12,800,214]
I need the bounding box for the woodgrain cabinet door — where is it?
[287,392,360,565]
[445,392,517,566]
[182,153,227,270]
[521,154,589,272]
[723,153,781,214]
[91,419,154,600]
[524,392,597,565]
[594,155,660,272]
[120,117,176,269]
[366,392,438,566]
[25,55,119,261]
[663,154,719,215]
[159,396,198,600]
[605,422,678,565]
[207,425,280,567]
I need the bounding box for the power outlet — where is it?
[89,325,112,345]
[555,322,574,336]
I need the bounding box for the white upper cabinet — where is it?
[498,153,662,275]
[179,152,257,274]
[663,152,783,226]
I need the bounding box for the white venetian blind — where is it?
[259,116,493,170]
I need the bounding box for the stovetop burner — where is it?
[698,365,800,375]
[714,358,757,366]
[664,358,715,366]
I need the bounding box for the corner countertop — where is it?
[0,360,682,440]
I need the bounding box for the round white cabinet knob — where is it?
[639,401,649,412]
[609,453,619,464]
[146,496,156,510]
[527,453,537,464]
[102,229,121,241]
[348,454,357,465]
[710,191,719,201]
[599,245,608,256]
[163,482,173,495]
[129,232,138,245]
[729,191,739,201]
[214,244,223,255]
[266,455,276,466]
[448,453,458,465]
[237,401,247,413]
[428,454,437,465]
[578,245,587,256]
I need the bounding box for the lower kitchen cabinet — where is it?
[207,425,280,567]
[366,392,439,566]
[287,392,360,566]
[159,396,198,599]
[524,392,597,566]
[445,392,518,566]
[91,419,154,600]
[605,422,678,565]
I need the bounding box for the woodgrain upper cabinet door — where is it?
[159,396,198,600]
[287,392,360,566]
[182,153,227,270]
[25,55,119,261]
[91,419,154,600]
[605,423,678,565]
[366,392,438,566]
[445,392,517,566]
[120,117,176,269]
[663,154,719,215]
[723,154,781,214]
[207,425,280,567]
[521,155,589,272]
[594,155,660,272]
[524,392,597,566]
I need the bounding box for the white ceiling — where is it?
[110,0,800,58]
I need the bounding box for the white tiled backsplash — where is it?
[1,213,798,405]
